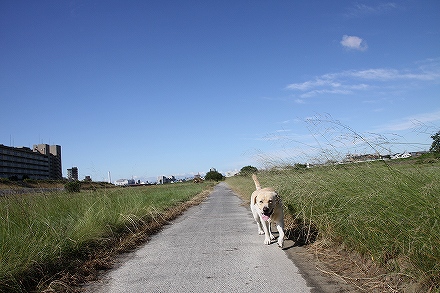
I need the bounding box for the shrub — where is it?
[23,178,37,184]
[65,181,81,193]
[204,170,224,181]
[430,130,440,153]
[239,165,258,176]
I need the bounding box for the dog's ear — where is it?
[275,193,282,204]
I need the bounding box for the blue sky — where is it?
[1,1,439,182]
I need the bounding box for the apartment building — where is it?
[0,144,62,180]
[67,166,78,181]
[157,175,176,184]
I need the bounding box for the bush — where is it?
[23,178,37,184]
[239,165,258,176]
[204,170,224,181]
[430,130,440,153]
[294,163,308,169]
[0,178,11,184]
[65,181,81,193]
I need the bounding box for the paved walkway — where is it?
[85,182,312,292]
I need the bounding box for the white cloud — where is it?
[377,110,440,132]
[300,89,352,98]
[349,69,398,79]
[286,76,368,98]
[340,35,368,51]
[346,2,397,17]
[286,59,440,99]
[348,68,440,81]
[285,78,331,90]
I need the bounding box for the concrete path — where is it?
[85,182,313,292]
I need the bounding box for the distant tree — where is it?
[430,131,440,153]
[294,163,308,169]
[204,170,224,181]
[239,165,258,176]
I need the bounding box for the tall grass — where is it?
[227,156,440,289]
[0,182,214,292]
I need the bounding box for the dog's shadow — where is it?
[275,221,318,250]
[279,204,319,250]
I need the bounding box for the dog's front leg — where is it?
[268,221,275,240]
[262,220,272,245]
[276,222,285,248]
[252,206,265,235]
[256,218,265,235]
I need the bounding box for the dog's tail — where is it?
[252,174,261,190]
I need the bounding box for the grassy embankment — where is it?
[0,181,215,292]
[227,154,440,291]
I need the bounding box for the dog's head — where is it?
[253,188,279,221]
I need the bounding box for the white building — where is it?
[114,179,135,186]
[157,175,176,184]
[391,152,412,159]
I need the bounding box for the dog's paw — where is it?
[277,239,284,248]
[258,230,265,235]
[264,237,271,245]
[269,234,275,240]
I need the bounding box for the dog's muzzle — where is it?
[261,207,273,221]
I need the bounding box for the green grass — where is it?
[227,155,440,290]
[0,182,214,292]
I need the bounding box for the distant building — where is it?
[0,144,62,180]
[193,173,203,183]
[344,153,381,163]
[115,179,135,186]
[225,170,239,177]
[391,152,411,159]
[157,175,176,184]
[67,167,78,181]
[33,144,62,179]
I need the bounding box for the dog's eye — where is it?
[259,200,263,204]
[269,200,273,203]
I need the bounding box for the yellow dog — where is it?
[250,174,284,247]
